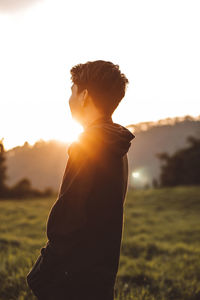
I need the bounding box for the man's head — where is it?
[68,60,129,127]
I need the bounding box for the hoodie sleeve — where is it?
[44,131,122,274]
[45,141,96,264]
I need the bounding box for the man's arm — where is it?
[43,136,119,275]
[43,140,99,270]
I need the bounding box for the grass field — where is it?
[0,185,200,300]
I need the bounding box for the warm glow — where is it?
[131,167,151,188]
[56,120,84,144]
[0,0,199,150]
[2,116,84,151]
[132,172,140,178]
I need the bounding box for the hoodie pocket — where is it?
[26,251,70,294]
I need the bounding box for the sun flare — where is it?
[58,120,84,144]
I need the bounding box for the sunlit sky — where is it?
[0,0,199,151]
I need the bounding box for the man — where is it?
[26,60,135,300]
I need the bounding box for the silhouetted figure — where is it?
[26,60,135,300]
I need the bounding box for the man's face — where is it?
[68,84,85,123]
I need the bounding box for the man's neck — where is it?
[83,115,113,130]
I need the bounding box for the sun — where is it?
[56,119,84,144]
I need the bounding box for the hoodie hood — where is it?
[77,116,135,157]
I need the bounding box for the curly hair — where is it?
[70,60,129,117]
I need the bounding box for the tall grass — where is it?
[0,186,200,299]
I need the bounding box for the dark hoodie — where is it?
[43,115,135,278]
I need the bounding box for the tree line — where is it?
[0,138,55,199]
[0,134,200,198]
[153,135,200,188]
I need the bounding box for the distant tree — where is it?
[156,135,200,187]
[0,139,56,200]
[184,115,194,121]
[10,178,32,198]
[42,187,55,197]
[23,141,30,148]
[8,178,55,199]
[152,177,159,188]
[143,183,150,189]
[0,138,8,197]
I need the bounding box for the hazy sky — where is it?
[0,0,199,150]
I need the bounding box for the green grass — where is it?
[0,186,200,299]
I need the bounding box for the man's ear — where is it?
[80,89,89,108]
